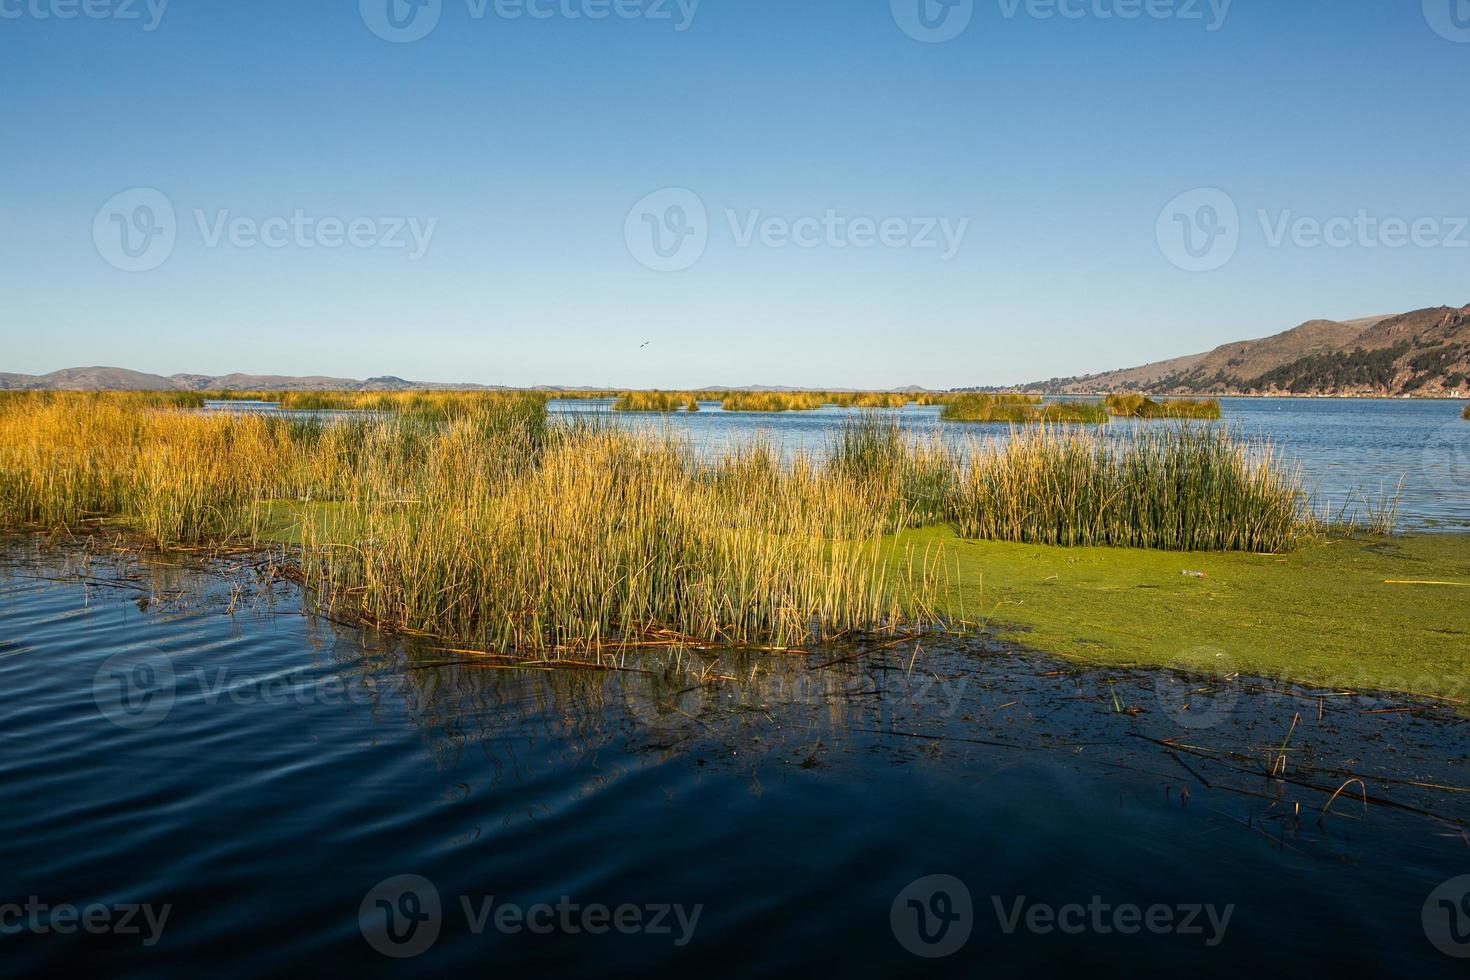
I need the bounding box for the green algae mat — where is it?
[904,527,1470,699]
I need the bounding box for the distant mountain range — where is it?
[0,368,500,393]
[0,368,939,395]
[1030,304,1470,397]
[7,305,1469,397]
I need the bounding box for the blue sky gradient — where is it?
[3,0,1468,387]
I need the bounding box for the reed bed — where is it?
[0,392,940,653]
[828,418,956,528]
[940,393,1108,425]
[539,389,617,400]
[0,389,210,409]
[824,416,1310,551]
[1106,393,1223,420]
[937,393,1040,423]
[0,391,541,541]
[720,391,826,413]
[945,424,1307,551]
[612,390,700,412]
[613,390,917,412]
[828,392,912,409]
[206,389,549,422]
[0,395,1320,652]
[1037,402,1111,424]
[300,430,936,651]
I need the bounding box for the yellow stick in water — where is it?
[1384,580,1470,587]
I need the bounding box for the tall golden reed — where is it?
[0,392,942,653]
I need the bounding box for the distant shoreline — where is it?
[3,384,1467,402]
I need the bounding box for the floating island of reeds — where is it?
[608,390,924,413]
[1105,393,1223,420]
[939,393,1110,424]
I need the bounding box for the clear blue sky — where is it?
[3,0,1468,388]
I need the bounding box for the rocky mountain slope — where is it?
[1034,305,1470,397]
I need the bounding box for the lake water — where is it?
[3,540,1469,977]
[551,397,1470,531]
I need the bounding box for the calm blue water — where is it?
[1,541,1468,977]
[551,397,1470,530]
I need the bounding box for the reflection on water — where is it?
[551,397,1470,530]
[1,538,1467,976]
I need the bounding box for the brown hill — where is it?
[0,367,180,391]
[1036,305,1470,397]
